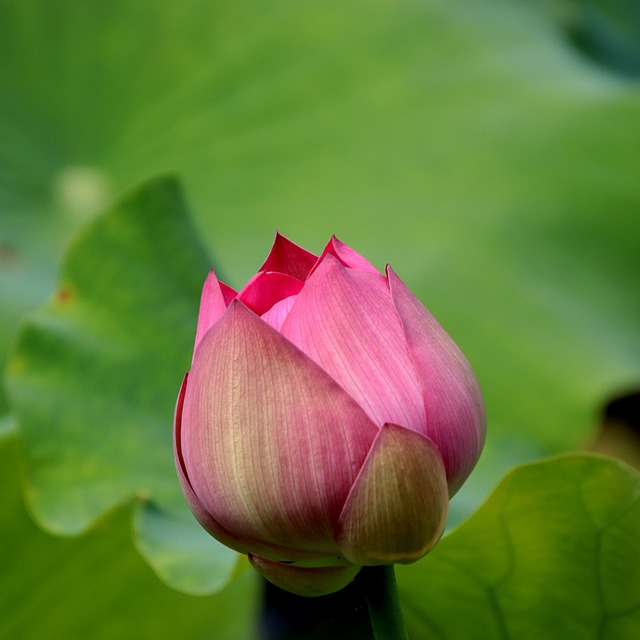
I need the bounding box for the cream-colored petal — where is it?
[336,423,448,566]
[175,373,325,562]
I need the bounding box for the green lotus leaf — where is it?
[399,454,640,639]
[5,176,239,593]
[0,433,260,640]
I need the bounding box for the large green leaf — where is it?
[5,176,239,593]
[0,434,260,640]
[398,454,640,639]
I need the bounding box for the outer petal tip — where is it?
[329,235,379,273]
[310,236,380,276]
[193,269,237,355]
[249,555,361,597]
[259,232,318,281]
[337,424,449,566]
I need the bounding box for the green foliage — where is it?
[525,0,640,77]
[5,176,238,593]
[399,454,640,639]
[0,434,260,640]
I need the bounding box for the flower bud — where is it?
[174,234,485,596]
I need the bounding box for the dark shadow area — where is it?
[587,388,640,468]
[259,574,373,640]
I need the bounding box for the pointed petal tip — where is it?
[310,237,380,276]
[226,296,251,316]
[331,236,380,273]
[273,230,288,243]
[193,269,237,354]
[249,555,361,597]
[259,233,318,281]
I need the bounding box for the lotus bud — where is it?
[174,234,485,596]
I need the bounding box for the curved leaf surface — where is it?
[398,454,640,639]
[0,435,260,640]
[5,176,238,593]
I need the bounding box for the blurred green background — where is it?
[1,0,639,638]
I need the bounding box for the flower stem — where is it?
[361,565,409,640]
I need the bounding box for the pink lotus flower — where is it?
[174,234,485,596]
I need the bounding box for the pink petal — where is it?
[281,253,426,431]
[176,377,327,561]
[237,271,304,317]
[174,373,250,555]
[180,301,379,559]
[249,555,361,597]
[193,270,237,355]
[387,267,486,496]
[310,236,379,277]
[336,423,448,566]
[259,232,319,281]
[260,295,297,331]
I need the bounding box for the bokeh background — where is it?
[1,1,639,638]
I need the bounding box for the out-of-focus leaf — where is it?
[0,413,15,438]
[398,454,640,639]
[526,0,640,77]
[0,435,260,640]
[5,176,239,593]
